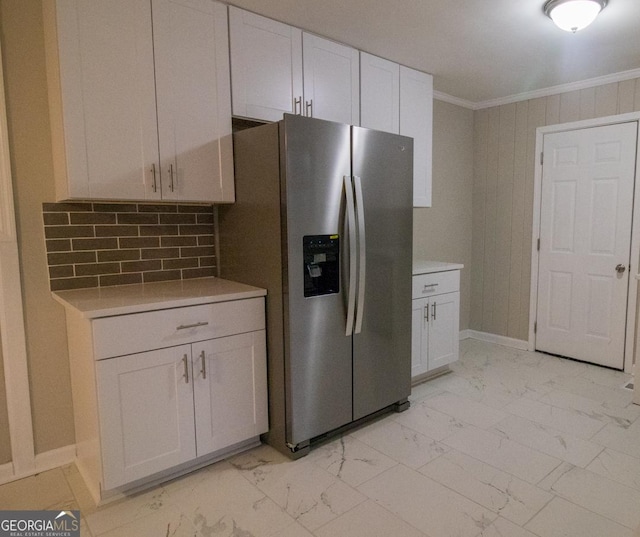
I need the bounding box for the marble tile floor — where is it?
[3,339,640,537]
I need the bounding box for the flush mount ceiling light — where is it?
[544,0,608,32]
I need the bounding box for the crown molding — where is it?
[433,90,476,110]
[473,67,640,110]
[434,67,640,111]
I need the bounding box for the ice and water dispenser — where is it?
[303,235,339,297]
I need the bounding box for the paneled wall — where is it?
[471,78,640,341]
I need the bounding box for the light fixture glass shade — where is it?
[544,0,607,32]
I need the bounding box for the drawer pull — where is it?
[422,283,438,292]
[176,321,209,331]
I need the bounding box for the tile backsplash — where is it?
[43,202,216,291]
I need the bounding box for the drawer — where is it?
[93,297,265,360]
[412,270,459,298]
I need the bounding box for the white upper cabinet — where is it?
[360,55,433,207]
[400,66,433,207]
[229,7,359,125]
[360,52,399,133]
[153,0,234,202]
[44,0,158,201]
[44,0,234,203]
[302,34,360,125]
[229,7,303,122]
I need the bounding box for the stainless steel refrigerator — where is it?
[218,114,413,457]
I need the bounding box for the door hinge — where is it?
[540,152,544,165]
[534,322,537,334]
[537,238,540,251]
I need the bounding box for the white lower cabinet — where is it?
[411,270,460,378]
[192,332,268,456]
[62,294,267,502]
[97,345,197,490]
[97,331,266,490]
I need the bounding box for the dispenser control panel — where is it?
[303,235,339,297]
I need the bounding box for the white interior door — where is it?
[537,122,638,369]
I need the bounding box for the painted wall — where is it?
[471,79,640,341]
[0,0,75,454]
[414,99,474,331]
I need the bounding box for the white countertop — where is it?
[52,277,266,319]
[413,260,464,275]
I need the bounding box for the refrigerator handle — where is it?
[344,176,357,336]
[353,176,366,334]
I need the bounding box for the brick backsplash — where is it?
[43,202,216,291]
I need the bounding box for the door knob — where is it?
[615,264,626,274]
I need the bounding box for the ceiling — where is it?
[227,0,640,107]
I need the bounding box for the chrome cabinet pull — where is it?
[432,302,437,321]
[176,321,209,331]
[200,350,206,380]
[615,264,626,274]
[422,283,438,293]
[305,99,313,117]
[151,163,158,193]
[294,96,302,115]
[168,163,175,192]
[182,354,189,384]
[424,304,429,323]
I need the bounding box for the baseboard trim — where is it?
[0,444,76,486]
[461,329,529,351]
[35,444,76,473]
[0,461,14,484]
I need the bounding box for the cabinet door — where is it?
[302,33,360,125]
[411,298,429,378]
[96,345,196,490]
[192,331,268,456]
[360,53,399,134]
[153,0,234,202]
[47,0,160,200]
[229,7,303,122]
[400,66,433,207]
[428,292,460,370]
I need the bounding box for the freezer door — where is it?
[351,126,413,420]
[282,115,354,445]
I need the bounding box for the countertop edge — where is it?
[52,278,267,319]
[412,261,464,275]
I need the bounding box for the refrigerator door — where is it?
[351,126,413,420]
[282,115,354,445]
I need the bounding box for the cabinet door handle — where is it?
[182,354,189,384]
[305,99,313,117]
[176,321,209,331]
[424,304,429,324]
[294,96,302,115]
[151,163,158,193]
[168,163,175,192]
[200,350,206,380]
[432,302,437,321]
